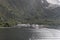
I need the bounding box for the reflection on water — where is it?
[0,25,60,40]
[0,28,44,40]
[48,25,60,29]
[0,28,33,40]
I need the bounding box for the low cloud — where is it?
[46,0,60,9]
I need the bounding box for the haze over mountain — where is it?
[0,0,60,26]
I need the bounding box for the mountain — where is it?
[0,0,60,27]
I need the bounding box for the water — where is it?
[0,27,47,40]
[0,26,60,40]
[0,28,46,40]
[48,25,60,29]
[0,28,33,40]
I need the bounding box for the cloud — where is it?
[46,0,60,9]
[46,0,60,5]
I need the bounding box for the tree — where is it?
[3,23,10,27]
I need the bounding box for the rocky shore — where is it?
[14,24,49,29]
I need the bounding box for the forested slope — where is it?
[0,0,60,27]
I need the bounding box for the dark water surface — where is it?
[0,28,34,40]
[0,25,60,40]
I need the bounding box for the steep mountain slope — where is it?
[0,0,60,26]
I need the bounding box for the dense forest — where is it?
[0,0,60,27]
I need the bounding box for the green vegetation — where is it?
[0,0,60,27]
[0,4,17,27]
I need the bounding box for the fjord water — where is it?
[0,27,47,40]
[0,26,60,40]
[0,28,33,40]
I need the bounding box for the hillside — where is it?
[0,0,60,27]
